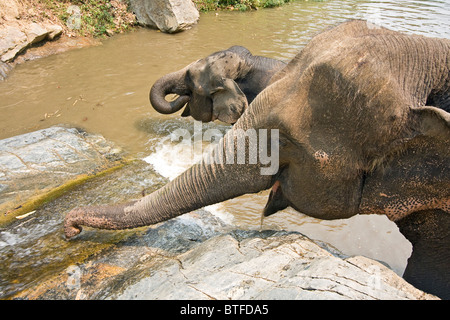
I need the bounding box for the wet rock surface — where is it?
[129,0,199,33]
[1,156,168,299]
[13,219,437,300]
[0,126,123,219]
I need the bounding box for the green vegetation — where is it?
[37,0,307,37]
[40,0,136,37]
[194,0,295,12]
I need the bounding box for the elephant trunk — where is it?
[64,119,274,238]
[150,67,190,114]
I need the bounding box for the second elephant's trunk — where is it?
[150,67,190,114]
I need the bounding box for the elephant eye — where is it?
[185,70,194,87]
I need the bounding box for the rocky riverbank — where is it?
[0,0,136,80]
[1,0,301,80]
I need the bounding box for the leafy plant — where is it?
[40,0,135,37]
[193,0,294,11]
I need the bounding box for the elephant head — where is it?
[65,21,450,299]
[149,46,286,124]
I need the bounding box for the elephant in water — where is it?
[65,20,450,299]
[150,45,286,124]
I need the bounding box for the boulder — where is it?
[107,230,437,300]
[129,0,199,33]
[0,24,28,63]
[12,210,438,300]
[0,23,63,63]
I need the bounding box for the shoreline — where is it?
[0,0,136,80]
[1,0,299,81]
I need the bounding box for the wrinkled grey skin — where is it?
[65,21,449,299]
[150,46,286,124]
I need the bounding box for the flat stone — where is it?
[44,24,63,40]
[24,23,49,45]
[108,231,436,300]
[12,216,438,300]
[0,126,123,217]
[0,24,28,62]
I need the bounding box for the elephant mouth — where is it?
[181,103,191,117]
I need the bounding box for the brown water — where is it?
[1,0,449,275]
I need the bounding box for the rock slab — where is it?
[0,126,122,218]
[129,0,199,33]
[14,211,438,300]
[110,230,437,300]
[0,22,62,63]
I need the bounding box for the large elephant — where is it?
[65,21,450,299]
[150,45,286,124]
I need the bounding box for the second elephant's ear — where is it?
[212,78,248,124]
[411,106,450,140]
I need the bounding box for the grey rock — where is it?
[0,61,12,80]
[0,22,63,63]
[0,0,63,81]
[0,158,168,299]
[107,230,437,300]
[0,24,28,62]
[0,126,123,216]
[45,24,63,41]
[13,210,437,300]
[129,0,199,33]
[24,23,49,46]
[0,23,63,62]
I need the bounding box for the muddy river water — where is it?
[1,0,449,284]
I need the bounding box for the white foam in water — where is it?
[143,139,194,181]
[143,136,234,224]
[0,231,19,249]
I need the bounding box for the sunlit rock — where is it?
[129,0,199,33]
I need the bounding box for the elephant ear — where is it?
[212,78,248,124]
[411,106,450,141]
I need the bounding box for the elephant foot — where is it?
[396,209,450,299]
